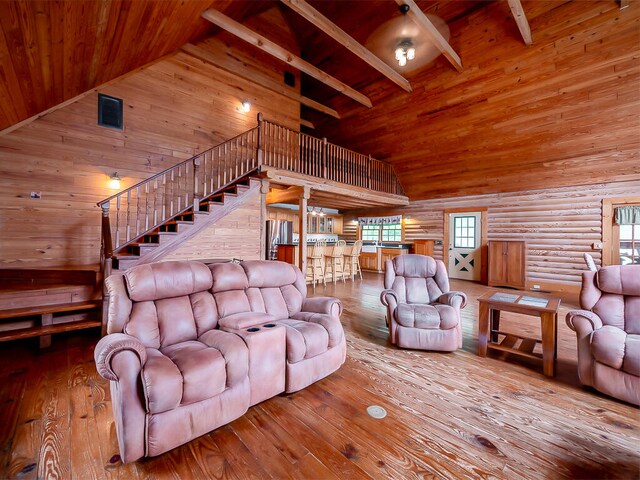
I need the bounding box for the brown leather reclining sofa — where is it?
[94,260,346,462]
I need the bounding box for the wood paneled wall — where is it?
[344,179,640,292]
[315,0,640,200]
[0,33,299,268]
[163,190,262,262]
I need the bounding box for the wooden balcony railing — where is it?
[97,113,403,275]
[261,118,404,196]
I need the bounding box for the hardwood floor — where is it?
[0,273,638,479]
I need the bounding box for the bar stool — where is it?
[306,239,326,287]
[343,240,363,281]
[324,240,346,283]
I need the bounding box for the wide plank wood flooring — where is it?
[0,273,638,479]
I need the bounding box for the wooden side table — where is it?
[477,291,561,377]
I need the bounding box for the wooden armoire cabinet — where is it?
[488,240,526,289]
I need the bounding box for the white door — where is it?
[448,212,481,281]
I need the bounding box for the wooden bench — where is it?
[0,300,102,347]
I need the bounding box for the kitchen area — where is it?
[266,204,435,280]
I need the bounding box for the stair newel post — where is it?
[321,137,327,179]
[256,112,264,168]
[100,202,113,336]
[192,156,201,212]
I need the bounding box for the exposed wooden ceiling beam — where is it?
[300,119,315,129]
[280,0,412,93]
[181,43,340,119]
[393,0,463,73]
[201,9,373,108]
[507,0,533,45]
[267,186,306,204]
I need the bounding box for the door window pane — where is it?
[453,216,476,249]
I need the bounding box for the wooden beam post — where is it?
[507,0,533,45]
[298,186,311,274]
[280,0,412,93]
[201,9,373,108]
[260,179,270,260]
[393,0,463,72]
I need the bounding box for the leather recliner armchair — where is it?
[566,264,640,405]
[380,254,467,351]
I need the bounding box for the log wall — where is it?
[0,34,299,268]
[344,179,640,292]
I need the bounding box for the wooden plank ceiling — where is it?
[0,0,278,131]
[1,1,638,200]
[0,0,480,132]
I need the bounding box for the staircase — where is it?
[98,113,404,275]
[112,175,259,270]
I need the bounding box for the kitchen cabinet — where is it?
[488,240,526,289]
[411,239,434,257]
[307,214,344,234]
[267,207,299,234]
[380,248,409,269]
[361,247,409,272]
[277,244,296,265]
[360,252,379,271]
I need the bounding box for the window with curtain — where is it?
[361,225,381,241]
[359,215,402,242]
[615,206,640,265]
[382,224,402,242]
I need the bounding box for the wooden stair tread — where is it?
[0,300,102,320]
[0,319,102,342]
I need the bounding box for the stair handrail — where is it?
[97,127,260,208]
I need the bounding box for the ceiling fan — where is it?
[364,4,450,74]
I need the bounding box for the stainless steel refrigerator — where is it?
[265,220,293,260]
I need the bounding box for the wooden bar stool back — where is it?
[324,240,346,283]
[306,239,327,287]
[344,240,363,281]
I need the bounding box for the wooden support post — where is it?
[368,155,372,190]
[257,112,264,168]
[192,157,201,212]
[298,186,311,274]
[40,313,52,348]
[260,179,270,260]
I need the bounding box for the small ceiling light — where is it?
[395,40,415,67]
[242,100,251,113]
[108,172,121,190]
[319,208,326,217]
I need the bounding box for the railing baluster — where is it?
[115,197,121,249]
[135,187,140,238]
[125,191,131,242]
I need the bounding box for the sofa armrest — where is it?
[94,333,147,382]
[380,289,398,308]
[302,296,342,318]
[566,310,603,336]
[437,291,467,309]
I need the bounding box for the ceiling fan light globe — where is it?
[407,47,415,60]
[395,47,404,61]
[398,56,407,67]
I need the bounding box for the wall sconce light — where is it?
[242,100,251,113]
[109,172,122,189]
